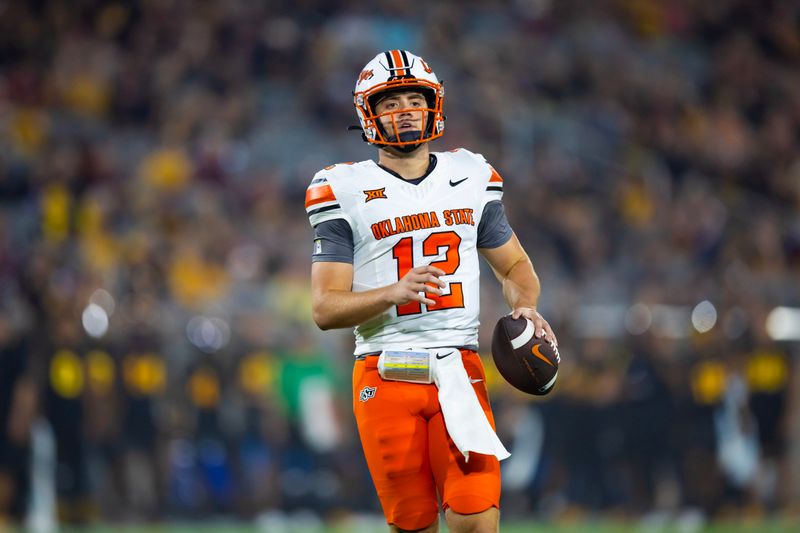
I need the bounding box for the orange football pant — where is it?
[352,350,501,530]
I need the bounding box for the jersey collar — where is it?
[376,154,438,186]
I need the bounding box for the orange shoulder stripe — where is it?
[305,184,336,209]
[489,167,504,183]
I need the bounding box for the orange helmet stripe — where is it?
[390,49,406,76]
[305,184,336,208]
[489,167,504,183]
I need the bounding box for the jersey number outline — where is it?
[392,231,465,316]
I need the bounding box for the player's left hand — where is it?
[512,307,558,348]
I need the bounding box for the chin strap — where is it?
[347,125,425,153]
[387,144,424,154]
[348,124,374,145]
[386,131,426,154]
[347,125,366,141]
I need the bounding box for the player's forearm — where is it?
[313,287,394,330]
[501,254,541,311]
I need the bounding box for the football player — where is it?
[307,50,557,533]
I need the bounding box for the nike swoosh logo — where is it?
[531,344,556,367]
[470,378,483,384]
[449,177,468,187]
[435,352,451,360]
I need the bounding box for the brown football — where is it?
[491,315,560,395]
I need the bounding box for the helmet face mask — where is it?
[353,51,445,151]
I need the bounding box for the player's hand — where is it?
[388,265,446,307]
[512,307,558,348]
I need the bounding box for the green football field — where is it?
[52,521,799,533]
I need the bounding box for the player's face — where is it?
[374,91,427,140]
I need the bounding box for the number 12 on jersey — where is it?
[392,230,465,316]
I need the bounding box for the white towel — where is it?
[432,348,511,462]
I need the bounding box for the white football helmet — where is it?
[353,50,445,151]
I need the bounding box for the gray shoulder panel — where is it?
[312,218,355,263]
[477,200,513,249]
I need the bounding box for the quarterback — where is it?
[307,50,557,533]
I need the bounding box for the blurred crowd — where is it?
[1,0,800,528]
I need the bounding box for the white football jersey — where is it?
[306,148,505,355]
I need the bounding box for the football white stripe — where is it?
[510,318,535,349]
[539,371,558,392]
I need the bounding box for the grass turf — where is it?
[52,520,798,533]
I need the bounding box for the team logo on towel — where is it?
[359,386,377,402]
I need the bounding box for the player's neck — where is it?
[378,144,431,180]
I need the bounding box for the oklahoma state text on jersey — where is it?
[305,148,504,356]
[370,208,475,240]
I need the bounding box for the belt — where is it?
[355,345,478,362]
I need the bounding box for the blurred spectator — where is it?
[0,308,36,525]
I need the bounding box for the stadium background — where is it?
[1,0,799,531]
